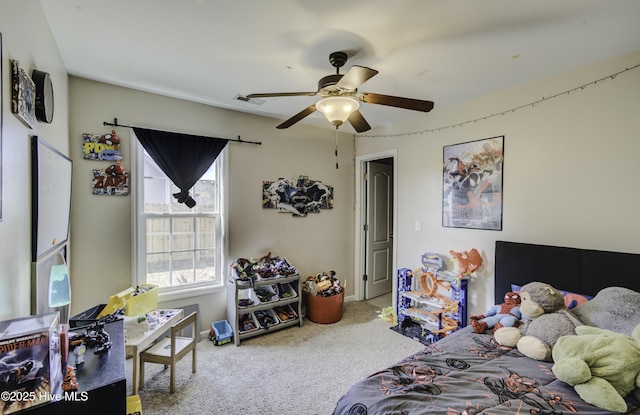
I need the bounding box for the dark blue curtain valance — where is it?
[133,127,228,208]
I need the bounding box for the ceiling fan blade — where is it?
[276,104,317,129]
[336,66,379,91]
[359,92,434,112]
[347,110,371,133]
[246,92,317,98]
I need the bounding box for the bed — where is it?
[333,241,640,415]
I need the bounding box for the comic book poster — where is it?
[262,176,333,217]
[442,136,504,230]
[82,131,122,161]
[0,313,62,414]
[92,161,129,196]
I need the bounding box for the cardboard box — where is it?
[0,313,62,414]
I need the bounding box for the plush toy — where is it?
[551,324,640,413]
[470,291,521,333]
[493,281,582,362]
[449,248,482,278]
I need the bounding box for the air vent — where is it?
[234,94,265,105]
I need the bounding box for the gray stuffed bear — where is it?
[493,281,582,361]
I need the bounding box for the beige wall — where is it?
[68,77,355,327]
[0,0,69,319]
[1,0,639,326]
[356,50,640,317]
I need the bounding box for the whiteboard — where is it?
[31,136,72,261]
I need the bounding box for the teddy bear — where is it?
[493,281,582,362]
[551,324,640,413]
[470,291,521,333]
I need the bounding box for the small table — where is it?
[125,309,183,395]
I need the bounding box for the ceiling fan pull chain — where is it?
[335,126,339,169]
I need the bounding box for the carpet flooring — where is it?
[129,298,424,414]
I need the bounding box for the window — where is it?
[132,138,227,300]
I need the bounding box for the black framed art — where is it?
[442,135,504,230]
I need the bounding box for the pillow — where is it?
[572,286,640,336]
[510,284,592,309]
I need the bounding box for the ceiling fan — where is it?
[247,51,435,132]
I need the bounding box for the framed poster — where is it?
[442,136,504,230]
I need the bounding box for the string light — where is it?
[358,63,640,138]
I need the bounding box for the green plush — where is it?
[551,324,640,413]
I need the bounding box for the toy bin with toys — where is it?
[97,284,158,318]
[303,271,345,324]
[209,320,233,346]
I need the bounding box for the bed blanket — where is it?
[333,327,640,415]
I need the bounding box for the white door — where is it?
[364,160,393,299]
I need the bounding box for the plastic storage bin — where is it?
[98,284,159,318]
[254,285,279,304]
[69,304,107,327]
[209,319,233,345]
[276,282,297,299]
[238,312,260,334]
[238,288,259,308]
[124,284,159,316]
[306,291,344,324]
[273,304,298,322]
[255,309,280,328]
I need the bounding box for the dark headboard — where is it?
[494,241,640,303]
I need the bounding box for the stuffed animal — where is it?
[493,281,582,361]
[449,248,482,278]
[470,291,521,333]
[551,324,640,413]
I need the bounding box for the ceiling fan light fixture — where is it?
[316,96,359,126]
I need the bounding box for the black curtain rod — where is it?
[103,118,262,145]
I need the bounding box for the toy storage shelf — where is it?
[396,268,468,345]
[227,271,303,346]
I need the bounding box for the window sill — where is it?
[157,283,224,303]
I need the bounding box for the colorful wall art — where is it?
[92,161,129,196]
[82,130,122,161]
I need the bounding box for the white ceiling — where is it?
[40,0,640,133]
